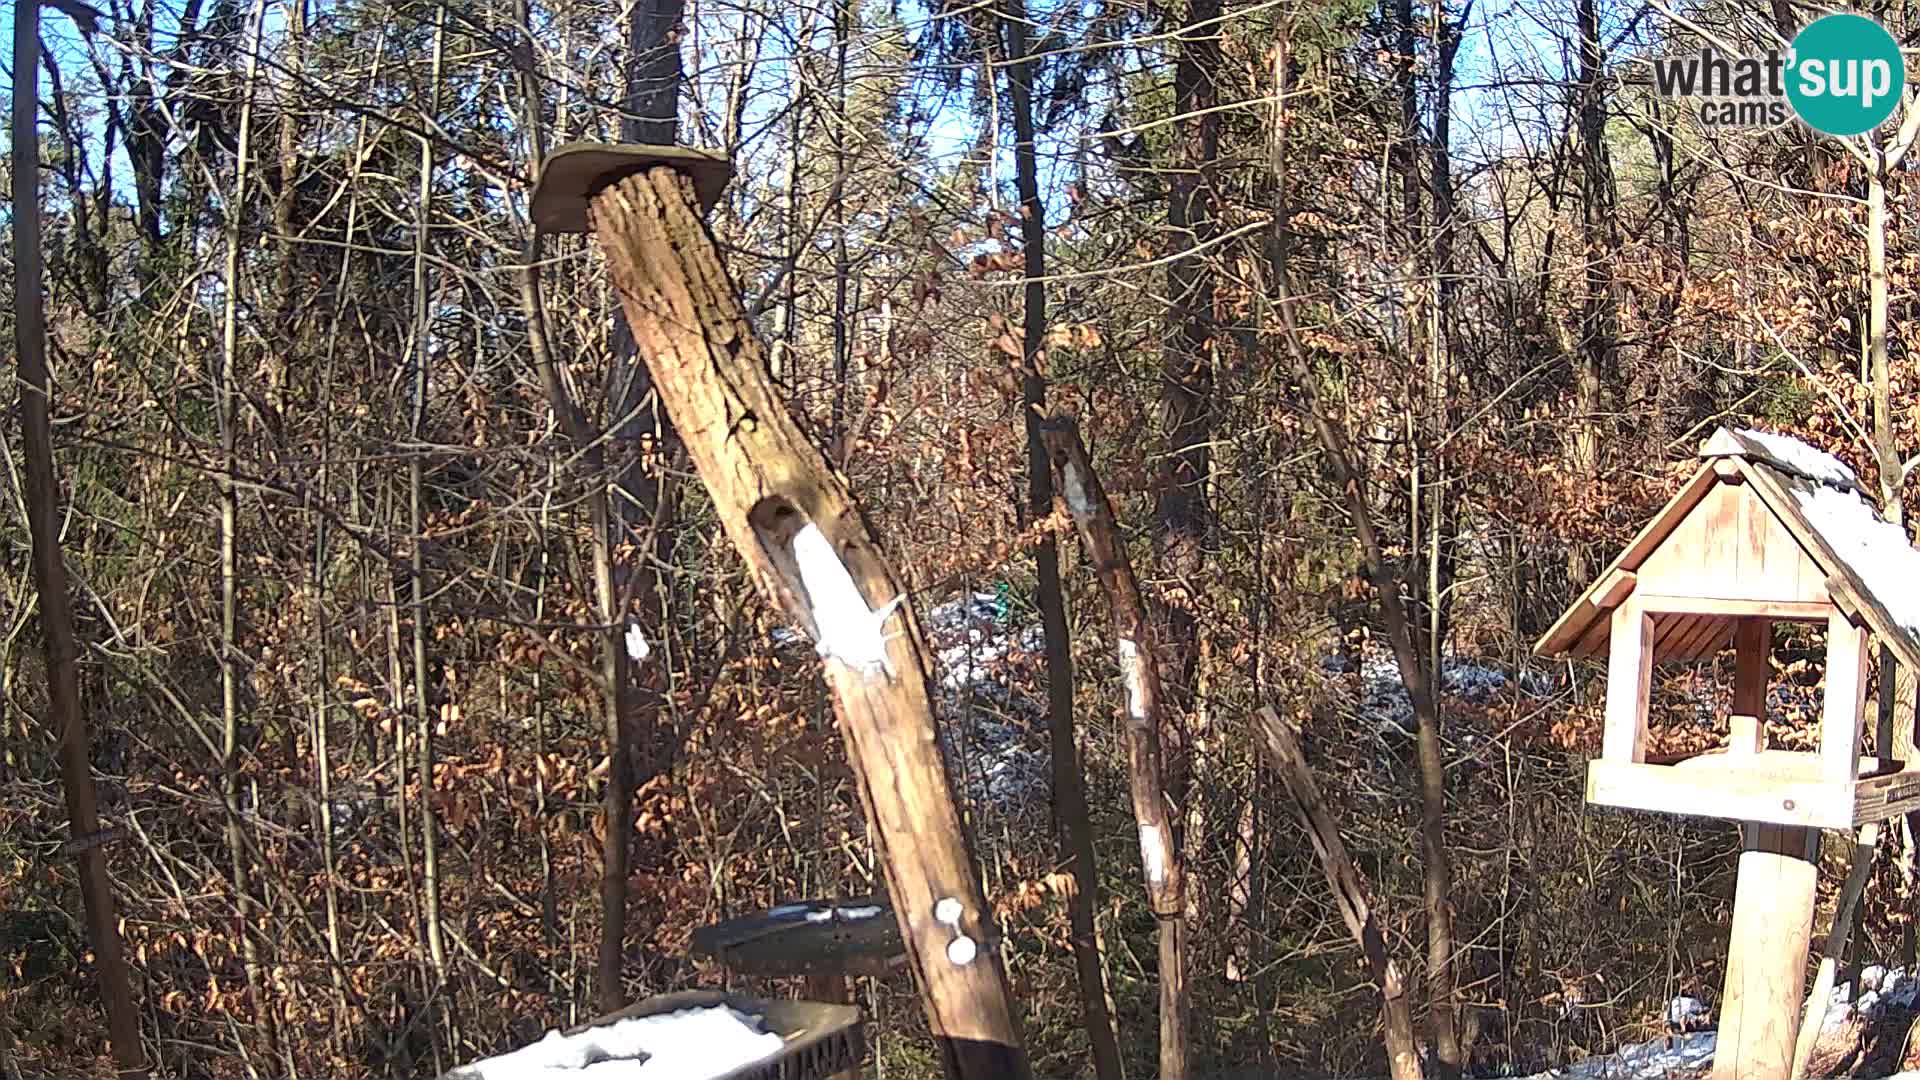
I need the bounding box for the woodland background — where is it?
[7,0,1920,1074]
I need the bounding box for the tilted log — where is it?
[1254,707,1422,1080]
[534,147,1031,1080]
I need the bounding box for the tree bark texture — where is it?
[1039,417,1189,1078]
[587,165,1032,1080]
[14,8,150,1075]
[1002,6,1124,1077]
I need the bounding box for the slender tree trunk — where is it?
[1157,0,1219,757]
[1568,0,1617,585]
[409,0,452,1014]
[1269,43,1460,1080]
[1002,9,1123,1076]
[1040,422,1188,1079]
[1867,160,1920,936]
[219,0,279,1055]
[596,0,689,1010]
[14,11,149,1076]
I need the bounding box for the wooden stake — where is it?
[582,164,1030,1079]
[1713,824,1819,1080]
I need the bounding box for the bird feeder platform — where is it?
[1537,426,1920,1080]
[691,897,906,980]
[439,989,864,1080]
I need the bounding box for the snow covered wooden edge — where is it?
[1535,427,1920,674]
[438,991,863,1080]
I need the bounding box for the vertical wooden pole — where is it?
[1716,616,1818,1080]
[584,165,1031,1080]
[1603,600,1652,763]
[1713,825,1818,1080]
[1822,611,1869,784]
[1732,617,1769,754]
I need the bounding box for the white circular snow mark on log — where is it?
[1117,639,1148,722]
[946,935,978,965]
[1138,823,1168,885]
[933,897,964,926]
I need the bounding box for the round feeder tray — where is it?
[690,897,905,980]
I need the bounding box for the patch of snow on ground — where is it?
[1664,995,1709,1028]
[1513,1031,1715,1080]
[1793,483,1920,636]
[1736,428,1860,489]
[1821,964,1920,1033]
[446,1005,785,1078]
[927,592,1051,810]
[1345,650,1553,738]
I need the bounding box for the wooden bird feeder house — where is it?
[1536,426,1920,1080]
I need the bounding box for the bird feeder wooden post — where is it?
[531,144,1032,1080]
[1536,428,1920,1080]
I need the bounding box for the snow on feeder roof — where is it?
[1534,426,1920,673]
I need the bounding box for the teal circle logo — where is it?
[1787,13,1904,136]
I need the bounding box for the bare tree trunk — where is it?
[1256,708,1423,1080]
[597,0,689,1010]
[1001,8,1123,1075]
[13,10,149,1076]
[409,0,452,1018]
[1268,45,1460,1080]
[1568,0,1617,585]
[219,0,279,1056]
[1039,420,1188,1079]
[1867,153,1920,957]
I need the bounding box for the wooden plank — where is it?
[1590,569,1637,609]
[1572,613,1613,658]
[1712,824,1819,1080]
[1637,595,1834,621]
[1534,463,1719,657]
[1852,766,1920,823]
[1650,613,1700,660]
[1674,616,1731,661]
[1734,618,1770,717]
[1586,760,1853,829]
[1604,601,1653,764]
[1702,482,1744,598]
[1823,609,1870,787]
[1746,492,1828,603]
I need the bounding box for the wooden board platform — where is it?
[1588,754,1920,829]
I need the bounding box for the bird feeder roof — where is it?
[1534,427,1920,671]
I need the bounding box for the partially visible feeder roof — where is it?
[1534,427,1920,671]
